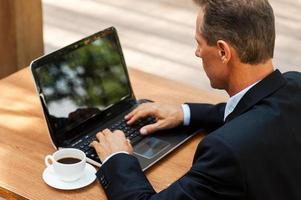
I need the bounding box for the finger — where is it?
[140,121,163,135]
[125,104,147,119]
[96,131,105,142]
[125,103,151,120]
[125,108,139,120]
[90,141,101,152]
[90,140,107,161]
[126,138,131,144]
[90,140,98,148]
[127,109,155,125]
[102,128,112,136]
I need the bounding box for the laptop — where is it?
[30,27,200,170]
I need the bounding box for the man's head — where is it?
[194,0,275,91]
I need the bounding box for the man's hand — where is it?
[90,129,133,162]
[125,103,184,135]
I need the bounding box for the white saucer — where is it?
[42,163,97,190]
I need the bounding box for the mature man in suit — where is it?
[91,0,301,199]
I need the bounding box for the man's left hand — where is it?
[90,129,133,162]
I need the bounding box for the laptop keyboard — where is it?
[71,116,156,163]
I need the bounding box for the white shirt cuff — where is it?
[101,151,129,164]
[181,104,191,126]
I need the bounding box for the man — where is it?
[91,0,301,199]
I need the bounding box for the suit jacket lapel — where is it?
[225,70,286,122]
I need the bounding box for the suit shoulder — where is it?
[283,71,301,84]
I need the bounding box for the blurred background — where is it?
[1,0,300,97]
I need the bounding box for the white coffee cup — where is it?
[45,148,86,182]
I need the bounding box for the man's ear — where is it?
[217,40,231,64]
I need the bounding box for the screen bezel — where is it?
[31,27,136,148]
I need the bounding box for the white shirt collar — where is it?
[224,81,259,121]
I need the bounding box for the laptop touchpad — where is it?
[134,137,170,159]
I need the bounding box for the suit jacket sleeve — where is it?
[96,134,245,200]
[187,103,226,131]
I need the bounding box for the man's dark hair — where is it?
[194,0,275,64]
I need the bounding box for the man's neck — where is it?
[226,59,274,97]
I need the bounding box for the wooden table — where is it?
[0,67,225,200]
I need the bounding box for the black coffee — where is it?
[57,157,81,164]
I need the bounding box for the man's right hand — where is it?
[125,103,184,135]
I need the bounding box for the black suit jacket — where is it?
[96,70,301,200]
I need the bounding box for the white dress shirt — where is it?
[223,82,258,121]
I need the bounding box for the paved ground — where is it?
[42,0,301,97]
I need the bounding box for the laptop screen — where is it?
[32,27,134,146]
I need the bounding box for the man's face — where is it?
[195,10,229,90]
